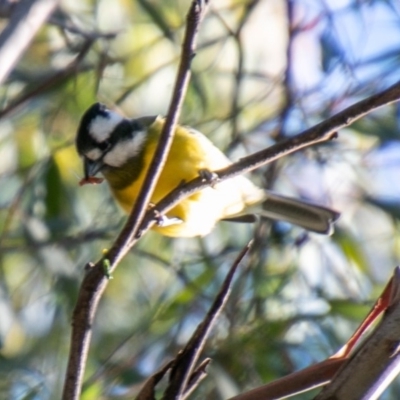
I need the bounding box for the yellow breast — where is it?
[108,117,264,237]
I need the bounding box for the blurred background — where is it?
[1,0,400,398]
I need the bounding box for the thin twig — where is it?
[162,241,252,399]
[181,358,211,400]
[135,360,175,400]
[133,239,248,400]
[136,80,400,239]
[111,0,208,262]
[229,0,259,142]
[61,2,208,399]
[62,8,400,400]
[133,241,249,400]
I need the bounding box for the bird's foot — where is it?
[149,205,183,227]
[155,214,183,227]
[199,169,219,187]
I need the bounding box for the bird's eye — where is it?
[98,140,111,152]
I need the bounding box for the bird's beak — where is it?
[83,157,104,179]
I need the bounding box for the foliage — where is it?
[1,0,400,398]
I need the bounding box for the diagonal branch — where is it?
[0,0,60,85]
[228,267,400,400]
[315,267,400,400]
[162,241,252,399]
[111,0,208,259]
[134,241,251,400]
[61,2,208,399]
[136,80,400,238]
[62,76,400,400]
[62,3,400,399]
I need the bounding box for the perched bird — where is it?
[76,103,339,237]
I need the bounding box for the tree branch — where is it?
[62,3,400,398]
[162,241,251,399]
[133,242,251,400]
[0,0,60,84]
[138,80,400,238]
[228,267,400,400]
[315,267,400,400]
[61,1,208,399]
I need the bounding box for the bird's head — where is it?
[76,103,146,184]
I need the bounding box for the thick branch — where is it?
[228,268,400,400]
[315,267,400,400]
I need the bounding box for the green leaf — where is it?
[333,229,370,273]
[329,299,371,321]
[43,156,72,230]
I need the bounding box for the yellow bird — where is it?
[76,103,339,237]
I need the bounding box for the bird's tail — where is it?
[224,192,340,235]
[261,192,339,234]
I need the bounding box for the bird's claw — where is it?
[150,206,183,227]
[199,169,219,187]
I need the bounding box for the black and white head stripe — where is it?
[102,129,146,167]
[76,103,111,155]
[88,107,123,143]
[76,103,148,168]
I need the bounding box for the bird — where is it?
[75,103,339,237]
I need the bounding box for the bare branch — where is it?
[229,267,400,400]
[0,38,95,118]
[0,0,60,84]
[228,358,344,400]
[135,361,174,400]
[113,0,208,252]
[315,267,400,400]
[61,2,208,399]
[133,241,249,400]
[162,241,251,399]
[181,358,211,400]
[138,80,400,238]
[62,3,400,398]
